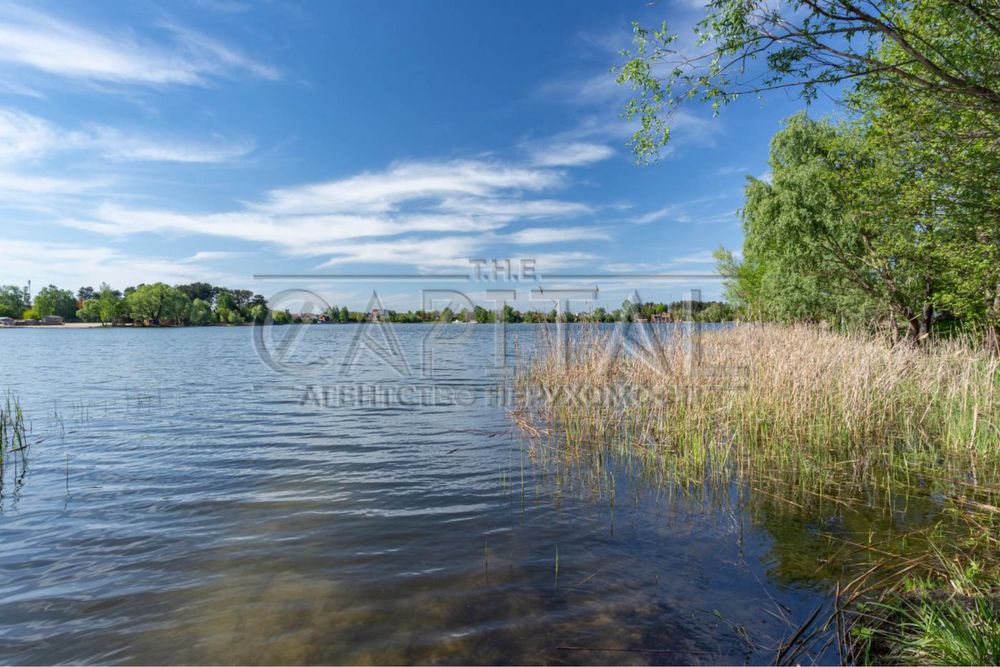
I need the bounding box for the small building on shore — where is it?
[0,317,12,327]
[41,315,64,325]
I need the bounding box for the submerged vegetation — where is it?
[514,324,1000,663]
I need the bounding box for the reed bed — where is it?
[512,323,1000,664]
[515,323,999,498]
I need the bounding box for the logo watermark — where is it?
[251,259,742,407]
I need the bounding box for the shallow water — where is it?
[0,324,943,664]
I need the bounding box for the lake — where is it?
[0,324,922,664]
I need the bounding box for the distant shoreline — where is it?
[0,322,106,329]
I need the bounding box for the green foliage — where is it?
[272,309,292,325]
[718,111,998,343]
[124,283,190,325]
[887,596,1000,665]
[616,0,1000,162]
[189,299,214,326]
[250,303,268,324]
[77,283,123,324]
[0,285,29,319]
[33,285,77,319]
[176,282,217,303]
[96,283,122,324]
[695,301,733,322]
[76,300,101,322]
[619,0,999,347]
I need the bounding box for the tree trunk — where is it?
[887,305,900,344]
[918,278,934,340]
[920,302,934,339]
[904,315,921,343]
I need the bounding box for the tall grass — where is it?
[516,323,999,498]
[513,323,1000,664]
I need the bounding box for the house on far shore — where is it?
[0,317,13,327]
[41,315,65,325]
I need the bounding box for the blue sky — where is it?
[0,0,833,309]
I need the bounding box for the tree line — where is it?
[0,282,734,326]
[619,0,999,348]
[0,282,270,326]
[304,299,734,325]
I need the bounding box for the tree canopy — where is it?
[621,0,1000,347]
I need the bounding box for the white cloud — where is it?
[437,197,590,219]
[51,156,598,262]
[0,3,278,86]
[0,107,58,161]
[316,236,486,269]
[183,250,246,262]
[670,250,718,264]
[503,226,609,244]
[257,159,561,216]
[0,238,242,289]
[528,142,615,167]
[0,171,105,194]
[0,107,253,164]
[87,127,253,163]
[629,193,739,225]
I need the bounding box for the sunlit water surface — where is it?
[0,325,917,664]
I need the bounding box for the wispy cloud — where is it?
[0,2,279,86]
[47,153,604,271]
[629,193,739,226]
[0,107,253,164]
[257,160,561,216]
[0,238,241,288]
[183,250,247,262]
[87,127,254,163]
[527,141,615,167]
[714,164,748,176]
[503,226,609,244]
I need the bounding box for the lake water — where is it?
[0,324,920,664]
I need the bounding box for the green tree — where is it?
[176,282,217,303]
[473,305,492,324]
[189,299,214,326]
[76,299,101,322]
[96,283,122,324]
[724,113,947,340]
[696,302,733,323]
[33,285,77,319]
[0,285,28,318]
[250,303,269,324]
[125,283,190,325]
[616,0,1000,161]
